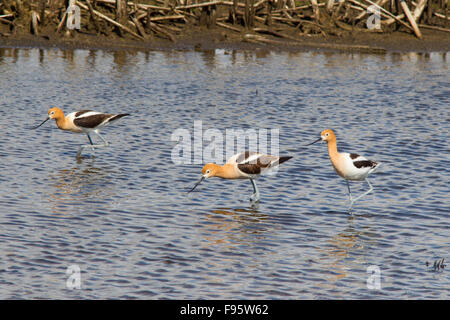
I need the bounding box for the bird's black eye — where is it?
[325,133,329,136]
[206,170,210,174]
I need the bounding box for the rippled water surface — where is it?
[0,47,448,299]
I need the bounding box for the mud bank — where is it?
[1,26,449,52]
[0,0,449,53]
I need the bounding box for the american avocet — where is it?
[306,129,380,212]
[188,151,292,203]
[33,107,129,157]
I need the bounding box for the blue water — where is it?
[0,47,448,299]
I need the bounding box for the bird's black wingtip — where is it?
[278,156,293,164]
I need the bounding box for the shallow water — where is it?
[0,47,448,299]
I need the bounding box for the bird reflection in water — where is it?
[317,221,378,287]
[46,160,116,216]
[201,207,269,248]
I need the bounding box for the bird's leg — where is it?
[87,133,94,146]
[94,131,110,147]
[77,132,109,158]
[349,178,374,209]
[76,133,97,158]
[85,131,109,149]
[347,180,354,214]
[346,180,353,202]
[249,179,260,203]
[86,133,97,152]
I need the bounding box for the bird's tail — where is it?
[277,156,293,165]
[264,155,292,176]
[369,162,381,174]
[109,113,130,122]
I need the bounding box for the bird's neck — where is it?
[327,138,339,160]
[54,116,69,130]
[214,164,239,179]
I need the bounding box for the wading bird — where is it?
[306,129,380,212]
[188,151,292,203]
[33,107,129,157]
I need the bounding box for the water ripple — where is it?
[0,48,448,299]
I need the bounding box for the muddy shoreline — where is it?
[1,26,450,53]
[1,0,449,53]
